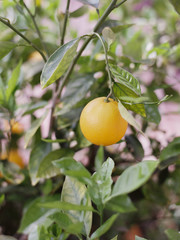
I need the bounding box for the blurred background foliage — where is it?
[0,0,180,239]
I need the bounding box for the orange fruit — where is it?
[80,97,128,146]
[8,149,25,169]
[11,120,24,134]
[4,119,24,134]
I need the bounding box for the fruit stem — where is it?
[93,32,113,102]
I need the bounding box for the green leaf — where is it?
[159,137,180,169]
[37,149,74,179]
[90,214,118,239]
[0,194,5,205]
[29,141,51,186]
[39,201,94,212]
[70,6,88,18]
[144,104,161,124]
[111,23,134,33]
[125,134,144,161]
[113,82,146,117]
[19,195,59,233]
[111,160,159,198]
[41,138,67,143]
[61,74,96,113]
[61,176,92,236]
[102,27,115,50]
[105,195,137,213]
[110,236,118,240]
[49,212,83,234]
[110,65,141,95]
[40,38,80,88]
[53,157,92,184]
[118,101,144,135]
[24,111,48,148]
[148,42,170,56]
[95,146,104,172]
[0,41,17,59]
[5,60,21,101]
[22,101,48,116]
[165,228,180,240]
[88,158,114,205]
[76,0,99,8]
[135,236,148,240]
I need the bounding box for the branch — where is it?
[22,1,49,56]
[60,0,71,45]
[0,17,47,62]
[57,0,119,99]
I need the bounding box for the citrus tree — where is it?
[0,0,180,240]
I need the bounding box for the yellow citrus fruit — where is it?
[80,97,128,146]
[11,120,24,134]
[8,149,25,169]
[4,119,24,134]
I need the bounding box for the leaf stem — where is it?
[93,32,113,101]
[21,1,49,56]
[0,17,47,62]
[60,0,71,46]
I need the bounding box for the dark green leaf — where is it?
[165,228,180,240]
[61,74,96,113]
[24,111,48,148]
[145,104,161,124]
[37,149,74,179]
[48,212,83,234]
[90,214,118,239]
[159,137,180,169]
[113,82,146,117]
[29,141,51,186]
[76,0,99,8]
[0,41,17,59]
[53,157,92,185]
[70,6,88,18]
[105,195,137,213]
[40,38,80,88]
[111,160,159,198]
[111,23,134,33]
[125,134,144,161]
[110,65,141,95]
[95,146,104,172]
[19,195,59,233]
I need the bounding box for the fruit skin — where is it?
[8,149,24,169]
[4,119,24,135]
[80,97,128,146]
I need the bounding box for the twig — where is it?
[93,32,113,101]
[60,0,71,46]
[0,17,47,62]
[48,0,128,135]
[21,1,49,56]
[113,0,128,9]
